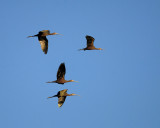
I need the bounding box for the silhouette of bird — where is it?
[46,63,78,84]
[79,35,103,51]
[28,30,62,54]
[48,89,79,107]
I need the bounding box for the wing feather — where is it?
[39,30,50,36]
[58,96,67,107]
[57,63,66,80]
[58,89,68,107]
[38,36,48,54]
[86,35,95,47]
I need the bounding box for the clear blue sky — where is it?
[0,0,160,128]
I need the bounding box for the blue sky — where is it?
[0,0,160,128]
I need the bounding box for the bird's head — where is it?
[70,93,80,96]
[99,48,104,50]
[97,48,104,50]
[69,80,78,82]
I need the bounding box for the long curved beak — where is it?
[55,33,63,36]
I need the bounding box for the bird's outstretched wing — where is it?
[56,90,61,96]
[57,63,66,80]
[59,89,68,96]
[58,89,68,107]
[86,35,95,47]
[58,96,67,107]
[39,30,50,36]
[38,36,48,54]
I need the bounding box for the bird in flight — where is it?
[28,30,62,54]
[79,35,103,51]
[48,89,79,107]
[46,63,78,84]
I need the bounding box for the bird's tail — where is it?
[46,81,56,83]
[78,48,85,51]
[47,95,57,99]
[27,34,38,38]
[27,35,33,38]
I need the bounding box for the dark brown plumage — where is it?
[79,35,103,51]
[46,63,78,84]
[28,30,62,54]
[48,89,79,107]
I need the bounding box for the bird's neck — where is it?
[95,48,102,50]
[66,94,75,96]
[66,80,74,82]
[50,32,57,35]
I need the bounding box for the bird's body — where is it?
[48,89,78,107]
[46,63,78,84]
[28,30,61,54]
[80,35,103,51]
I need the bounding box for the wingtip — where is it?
[58,104,62,108]
[61,62,65,66]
